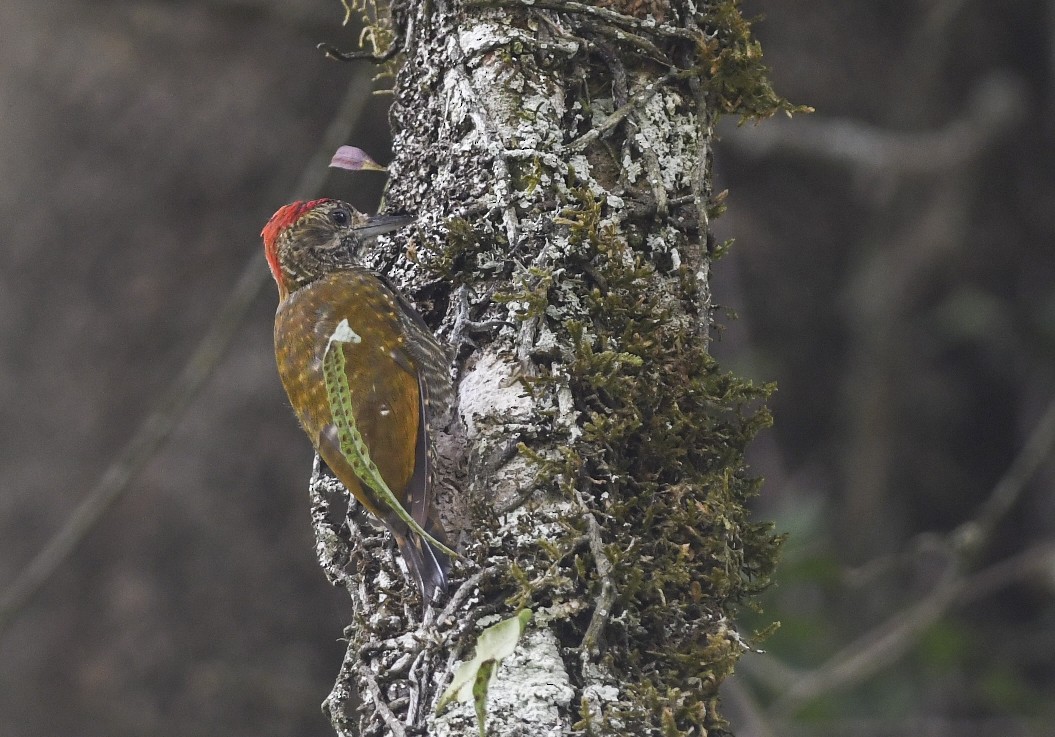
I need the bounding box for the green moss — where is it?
[511,187,782,734]
[492,266,555,320]
[511,155,545,194]
[425,216,513,287]
[423,2,791,716]
[429,217,478,282]
[700,1,812,121]
[335,0,399,77]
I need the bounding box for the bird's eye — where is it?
[330,207,350,227]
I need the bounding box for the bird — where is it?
[261,198,455,602]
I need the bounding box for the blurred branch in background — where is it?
[729,393,1055,730]
[0,72,377,642]
[712,1,1053,721]
[726,72,1026,178]
[958,385,1055,554]
[730,71,1028,557]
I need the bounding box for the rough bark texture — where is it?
[310,0,790,735]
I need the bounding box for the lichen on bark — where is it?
[309,0,794,735]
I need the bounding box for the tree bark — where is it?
[311,1,791,735]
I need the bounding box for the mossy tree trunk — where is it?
[310,0,791,735]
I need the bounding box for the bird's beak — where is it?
[352,214,414,240]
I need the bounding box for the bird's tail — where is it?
[396,522,452,605]
[316,423,453,604]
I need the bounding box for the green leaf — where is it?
[436,609,533,736]
[471,660,496,737]
[322,319,457,557]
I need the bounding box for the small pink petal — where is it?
[329,146,386,171]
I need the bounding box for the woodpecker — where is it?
[261,199,454,601]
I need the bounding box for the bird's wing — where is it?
[375,273,455,425]
[375,285,447,535]
[280,273,420,523]
[381,336,433,532]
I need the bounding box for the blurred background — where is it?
[713,2,1055,735]
[0,1,1051,736]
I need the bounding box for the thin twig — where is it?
[767,570,960,717]
[0,72,379,641]
[359,665,409,737]
[405,646,430,724]
[593,38,630,108]
[721,675,778,737]
[447,285,509,355]
[587,22,672,65]
[324,646,360,737]
[436,568,490,626]
[576,490,617,661]
[565,69,679,152]
[628,110,668,217]
[318,42,401,63]
[956,541,1055,604]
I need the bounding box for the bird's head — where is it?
[260,198,412,300]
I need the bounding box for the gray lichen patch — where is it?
[457,352,534,440]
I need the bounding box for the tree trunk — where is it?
[311,1,791,735]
